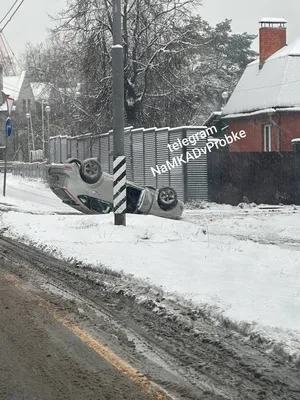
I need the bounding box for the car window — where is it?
[127,186,142,213]
[78,195,112,214]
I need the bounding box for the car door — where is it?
[136,187,155,214]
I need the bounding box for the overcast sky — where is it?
[3,0,65,58]
[2,0,300,59]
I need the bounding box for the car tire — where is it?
[66,158,81,167]
[79,158,102,184]
[157,187,178,211]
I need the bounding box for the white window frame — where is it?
[263,124,272,152]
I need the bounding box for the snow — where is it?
[30,82,51,102]
[223,36,300,115]
[3,71,26,101]
[0,175,299,362]
[0,103,7,112]
[169,125,207,131]
[202,111,222,126]
[260,17,287,24]
[223,108,276,119]
[0,175,74,214]
[223,107,300,120]
[275,107,300,112]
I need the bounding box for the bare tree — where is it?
[52,0,206,127]
[22,2,256,133]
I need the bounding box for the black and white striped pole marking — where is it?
[113,156,126,214]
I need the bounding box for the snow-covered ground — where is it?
[0,174,299,363]
[0,174,74,214]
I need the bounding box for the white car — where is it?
[47,158,184,219]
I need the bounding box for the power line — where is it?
[0,0,27,74]
[0,33,17,74]
[3,82,22,91]
[2,32,21,70]
[0,0,26,32]
[0,0,19,26]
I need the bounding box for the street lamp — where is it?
[41,100,45,155]
[221,91,229,109]
[26,112,30,161]
[45,105,50,157]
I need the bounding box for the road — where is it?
[0,235,300,400]
[0,270,163,400]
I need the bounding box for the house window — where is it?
[27,99,31,111]
[263,124,272,152]
[23,99,26,113]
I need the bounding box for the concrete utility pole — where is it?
[26,112,30,161]
[112,0,126,226]
[42,100,45,154]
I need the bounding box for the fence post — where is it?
[128,128,132,182]
[154,128,157,188]
[182,128,188,203]
[292,139,300,205]
[167,128,171,187]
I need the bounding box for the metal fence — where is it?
[11,126,209,202]
[48,126,208,202]
[12,162,48,181]
[0,161,14,172]
[208,151,296,205]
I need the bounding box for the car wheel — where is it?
[79,158,102,184]
[66,158,81,167]
[157,187,178,210]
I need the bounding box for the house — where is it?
[222,18,300,152]
[0,66,36,159]
[30,82,51,105]
[2,70,35,115]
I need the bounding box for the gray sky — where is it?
[199,0,300,51]
[3,0,66,58]
[2,0,300,59]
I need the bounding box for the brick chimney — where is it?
[259,18,287,68]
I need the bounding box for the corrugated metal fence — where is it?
[14,126,209,202]
[12,162,48,180]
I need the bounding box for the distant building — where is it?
[30,82,51,105]
[0,67,35,159]
[2,70,35,115]
[222,18,300,152]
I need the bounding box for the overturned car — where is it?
[47,158,184,219]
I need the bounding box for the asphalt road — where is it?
[0,271,160,400]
